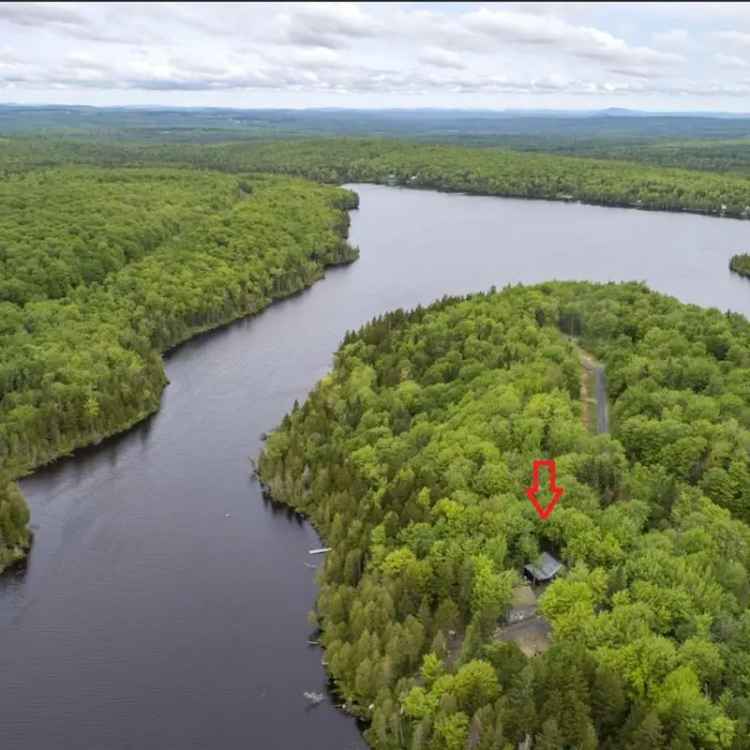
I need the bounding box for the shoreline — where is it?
[335,178,750,222]
[256,476,371,726]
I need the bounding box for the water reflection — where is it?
[260,484,308,525]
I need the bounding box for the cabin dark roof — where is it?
[524,552,562,582]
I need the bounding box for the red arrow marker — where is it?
[526,459,564,520]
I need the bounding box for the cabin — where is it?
[494,555,562,657]
[524,552,562,585]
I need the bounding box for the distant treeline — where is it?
[730,253,750,279]
[3,137,750,219]
[260,281,750,750]
[0,167,357,571]
[534,138,750,176]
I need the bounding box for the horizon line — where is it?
[2,103,750,117]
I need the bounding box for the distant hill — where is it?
[2,104,750,144]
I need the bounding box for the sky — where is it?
[4,2,750,111]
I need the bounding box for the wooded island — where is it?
[730,254,750,280]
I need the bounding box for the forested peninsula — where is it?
[730,254,750,280]
[259,282,750,750]
[4,137,750,219]
[0,167,358,571]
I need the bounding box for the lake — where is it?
[2,185,749,750]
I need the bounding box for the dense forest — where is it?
[730,254,750,280]
[0,166,357,571]
[4,137,750,219]
[259,282,750,750]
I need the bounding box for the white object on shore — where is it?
[308,547,331,555]
[304,691,325,705]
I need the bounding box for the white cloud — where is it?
[652,29,690,47]
[0,1,159,44]
[418,47,466,70]
[459,7,685,75]
[276,2,380,48]
[0,2,749,109]
[716,53,750,69]
[0,2,86,28]
[263,45,344,71]
[714,30,750,47]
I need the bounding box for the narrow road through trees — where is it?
[577,345,609,434]
[593,364,609,433]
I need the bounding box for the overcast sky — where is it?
[4,2,750,111]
